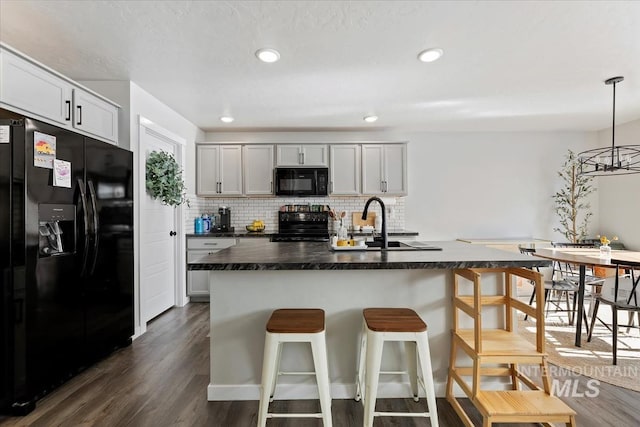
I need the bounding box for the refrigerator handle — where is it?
[77,178,90,276]
[87,180,100,275]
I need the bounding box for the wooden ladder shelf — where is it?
[446,268,576,427]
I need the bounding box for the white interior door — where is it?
[140,126,178,323]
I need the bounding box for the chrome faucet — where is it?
[362,197,387,249]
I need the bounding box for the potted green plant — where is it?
[146,150,189,207]
[553,149,595,243]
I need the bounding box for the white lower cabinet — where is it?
[187,237,236,300]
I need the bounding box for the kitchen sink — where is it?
[365,240,442,251]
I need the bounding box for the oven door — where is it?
[275,168,328,196]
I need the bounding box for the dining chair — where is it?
[519,247,579,324]
[550,242,605,321]
[587,268,640,365]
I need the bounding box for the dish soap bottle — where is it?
[374,215,382,233]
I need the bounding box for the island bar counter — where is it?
[189,240,550,401]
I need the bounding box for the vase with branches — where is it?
[553,150,595,243]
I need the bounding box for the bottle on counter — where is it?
[374,215,382,233]
[194,217,204,234]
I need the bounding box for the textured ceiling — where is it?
[1,0,640,132]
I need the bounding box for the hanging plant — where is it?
[146,150,189,207]
[552,149,595,243]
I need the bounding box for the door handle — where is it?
[77,105,82,125]
[87,180,100,275]
[169,231,177,236]
[77,178,90,277]
[65,100,71,121]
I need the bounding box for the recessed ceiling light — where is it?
[255,48,280,63]
[220,116,234,123]
[363,115,378,123]
[417,48,443,63]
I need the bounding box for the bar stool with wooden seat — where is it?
[354,308,439,427]
[257,308,332,427]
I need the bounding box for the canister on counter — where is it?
[201,214,211,232]
[194,217,204,234]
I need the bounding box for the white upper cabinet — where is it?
[72,87,118,142]
[0,45,119,144]
[196,144,243,196]
[330,144,361,195]
[383,144,407,194]
[361,144,407,195]
[243,145,274,195]
[276,144,328,166]
[0,47,73,125]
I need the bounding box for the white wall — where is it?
[404,131,599,241]
[596,118,640,250]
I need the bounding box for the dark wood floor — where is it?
[2,303,639,426]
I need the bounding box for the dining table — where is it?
[534,247,640,347]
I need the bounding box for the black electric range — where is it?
[270,211,330,242]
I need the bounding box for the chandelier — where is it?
[578,76,640,176]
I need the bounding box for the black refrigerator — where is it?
[0,108,134,415]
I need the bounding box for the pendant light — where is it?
[578,76,640,176]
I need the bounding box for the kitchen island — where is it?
[188,239,549,401]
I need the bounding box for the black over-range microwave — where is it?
[274,167,329,196]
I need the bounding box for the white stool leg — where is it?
[363,330,383,427]
[258,332,279,427]
[311,331,332,427]
[404,341,419,401]
[416,331,439,427]
[269,342,282,401]
[354,319,367,403]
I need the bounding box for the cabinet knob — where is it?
[169,231,177,236]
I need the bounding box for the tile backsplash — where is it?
[183,194,405,234]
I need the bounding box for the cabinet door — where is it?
[0,48,73,126]
[219,145,243,195]
[187,238,236,299]
[187,270,210,299]
[330,145,360,195]
[72,88,118,143]
[196,145,220,196]
[276,145,302,166]
[302,144,328,166]
[244,145,274,195]
[361,145,384,194]
[383,144,407,195]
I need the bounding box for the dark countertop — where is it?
[187,239,550,271]
[186,230,419,238]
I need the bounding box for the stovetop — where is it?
[275,211,329,241]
